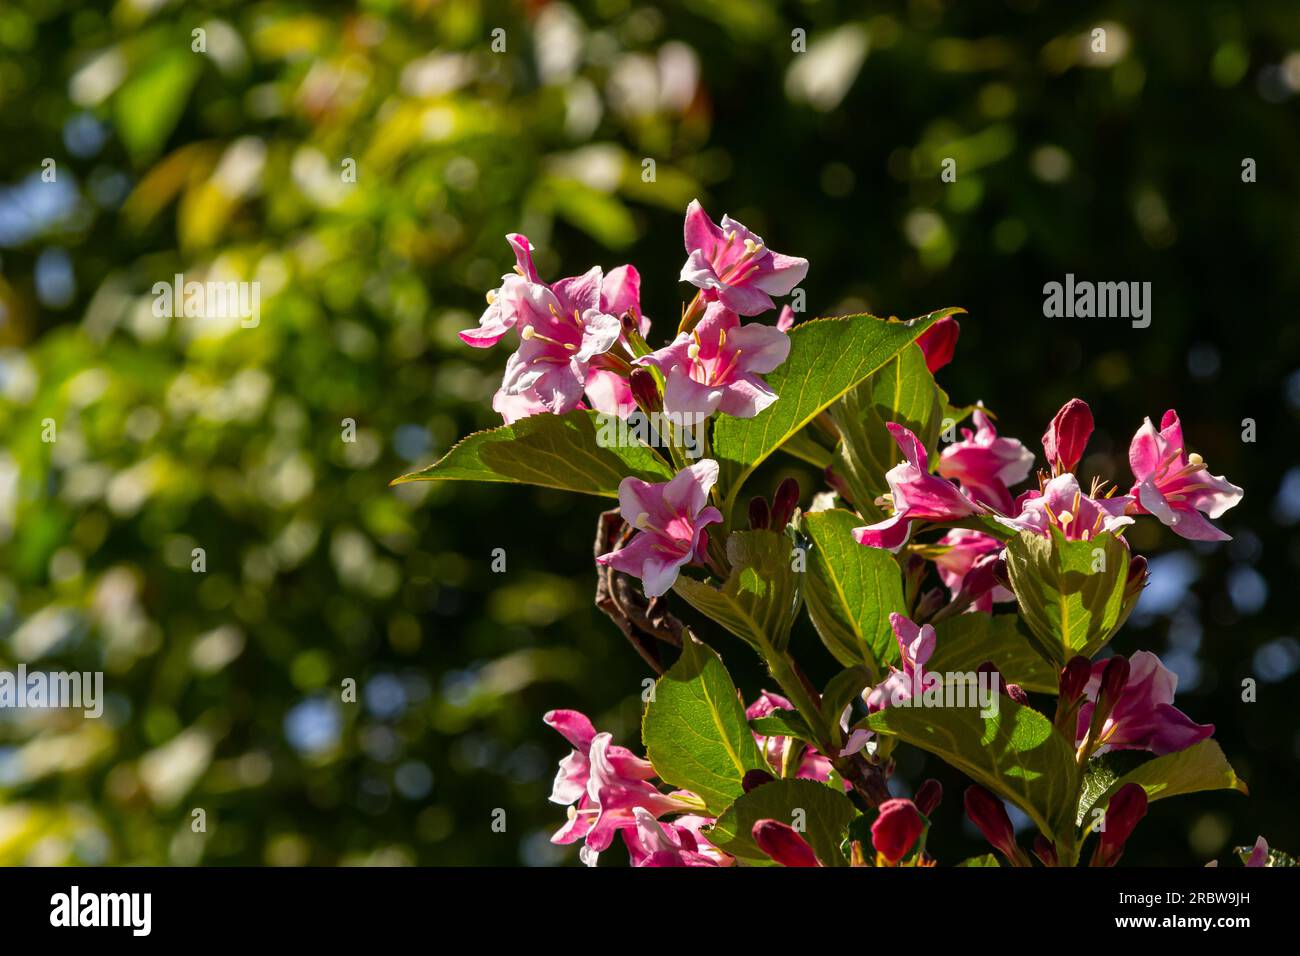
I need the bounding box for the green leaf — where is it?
[955,853,1001,867]
[1004,527,1132,664]
[819,665,872,746]
[672,530,799,653]
[926,613,1060,694]
[749,709,812,741]
[392,409,673,497]
[780,429,835,469]
[116,50,202,163]
[1080,740,1248,826]
[641,636,765,815]
[708,779,860,866]
[712,308,963,515]
[802,509,906,673]
[867,694,1079,842]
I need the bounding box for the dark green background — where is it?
[0,0,1295,865]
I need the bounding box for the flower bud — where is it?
[914,778,943,818]
[752,819,821,867]
[742,768,775,792]
[964,785,1029,866]
[1042,398,1094,474]
[1033,834,1059,867]
[1058,656,1092,702]
[871,798,925,863]
[629,368,661,414]
[748,496,771,531]
[1005,682,1028,706]
[1090,783,1148,867]
[916,316,960,373]
[770,477,801,528]
[1124,554,1148,603]
[1097,655,1131,717]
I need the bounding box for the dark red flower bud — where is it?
[1059,656,1092,702]
[1006,683,1028,706]
[629,368,661,414]
[770,477,801,528]
[748,496,771,531]
[916,316,960,373]
[742,768,775,792]
[1097,655,1131,716]
[1090,783,1148,867]
[1042,398,1094,474]
[871,798,926,863]
[1124,555,1148,603]
[752,819,821,867]
[915,778,943,818]
[964,785,1028,866]
[1033,834,1059,867]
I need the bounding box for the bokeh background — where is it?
[1,0,1297,866]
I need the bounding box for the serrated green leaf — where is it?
[867,695,1079,842]
[713,309,963,516]
[1081,740,1248,826]
[672,530,799,652]
[749,709,812,741]
[955,853,1001,867]
[802,508,906,673]
[1004,527,1132,664]
[926,613,1060,694]
[641,636,765,815]
[392,408,673,496]
[708,779,860,866]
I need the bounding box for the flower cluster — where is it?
[460,202,805,426]
[420,206,1275,868]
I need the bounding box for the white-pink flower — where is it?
[680,200,808,316]
[597,460,724,597]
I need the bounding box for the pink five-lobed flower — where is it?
[637,301,790,419]
[915,315,960,373]
[852,423,982,552]
[1042,398,1094,475]
[544,710,698,866]
[680,200,808,316]
[496,267,622,416]
[1074,651,1215,757]
[937,406,1035,515]
[623,808,732,867]
[1003,473,1134,542]
[1125,409,1243,541]
[746,690,837,783]
[933,528,1014,612]
[865,613,938,713]
[596,460,724,598]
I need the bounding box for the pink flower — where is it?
[933,528,1014,612]
[1042,398,1094,475]
[937,406,1035,515]
[623,808,731,867]
[852,423,982,552]
[461,235,649,346]
[1125,409,1243,541]
[583,368,635,417]
[1003,473,1133,541]
[637,302,790,419]
[776,305,796,332]
[497,268,623,416]
[746,690,836,783]
[916,316,960,373]
[544,710,697,865]
[865,613,937,713]
[680,200,808,316]
[596,460,724,598]
[1074,651,1215,756]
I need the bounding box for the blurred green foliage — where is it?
[0,0,1297,865]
